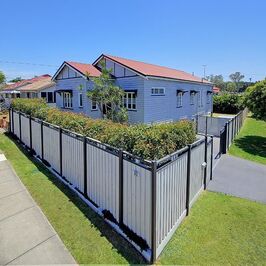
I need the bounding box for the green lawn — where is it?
[229,116,266,165]
[0,133,145,265]
[159,191,266,265]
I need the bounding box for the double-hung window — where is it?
[47,92,54,103]
[207,92,211,104]
[91,99,97,110]
[151,87,165,95]
[78,93,83,107]
[124,91,137,110]
[190,92,195,105]
[198,91,203,107]
[177,92,183,107]
[63,92,73,108]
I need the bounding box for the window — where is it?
[124,91,136,110]
[47,92,54,103]
[26,92,30,98]
[91,99,97,110]
[198,91,203,107]
[41,92,47,99]
[63,92,73,108]
[190,92,195,105]
[177,92,183,107]
[207,92,211,104]
[78,93,83,107]
[151,87,165,95]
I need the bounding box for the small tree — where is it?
[244,79,266,120]
[229,72,245,92]
[0,71,5,85]
[87,63,128,123]
[9,77,22,83]
[226,82,237,93]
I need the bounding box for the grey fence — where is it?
[9,108,213,263]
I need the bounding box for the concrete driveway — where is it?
[0,155,76,265]
[208,154,266,204]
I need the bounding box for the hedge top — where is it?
[11,99,196,160]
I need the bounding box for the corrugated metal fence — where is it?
[9,108,213,263]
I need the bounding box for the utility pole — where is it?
[202,65,207,79]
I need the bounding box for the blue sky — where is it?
[1,0,265,81]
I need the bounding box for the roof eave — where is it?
[147,75,213,85]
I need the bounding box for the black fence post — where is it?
[119,149,124,226]
[8,108,11,133]
[203,135,208,190]
[41,121,44,160]
[59,127,63,176]
[19,112,22,141]
[12,108,14,134]
[186,145,192,215]
[151,160,157,264]
[29,115,32,150]
[83,136,87,198]
[210,136,213,180]
[205,116,208,135]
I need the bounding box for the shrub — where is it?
[11,99,196,160]
[244,80,266,120]
[213,93,244,114]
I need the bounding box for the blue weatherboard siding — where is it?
[54,60,213,124]
[143,78,212,123]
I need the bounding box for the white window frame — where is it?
[198,91,203,107]
[78,92,83,107]
[190,92,195,105]
[151,87,165,96]
[177,92,183,107]
[124,91,137,110]
[207,92,211,104]
[63,92,73,109]
[91,99,97,110]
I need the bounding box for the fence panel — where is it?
[43,124,60,173]
[87,143,120,221]
[198,116,230,136]
[21,114,30,147]
[62,131,84,192]
[31,119,42,157]
[13,111,20,138]
[123,159,152,249]
[206,139,212,185]
[156,152,188,257]
[190,141,205,205]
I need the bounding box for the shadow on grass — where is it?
[5,133,147,265]
[234,135,266,158]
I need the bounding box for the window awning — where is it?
[207,90,213,94]
[190,90,199,94]
[54,89,73,94]
[176,89,188,95]
[124,89,138,96]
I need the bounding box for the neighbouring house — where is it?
[213,86,221,94]
[0,75,57,107]
[52,54,213,124]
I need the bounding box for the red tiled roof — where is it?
[66,61,101,77]
[213,86,220,93]
[4,74,51,91]
[101,54,211,84]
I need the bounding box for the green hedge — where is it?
[11,99,196,160]
[213,93,244,114]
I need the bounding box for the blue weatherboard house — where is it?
[52,54,213,124]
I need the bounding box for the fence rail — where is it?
[9,108,213,263]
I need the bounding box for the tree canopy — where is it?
[244,79,266,120]
[0,71,6,84]
[86,62,128,123]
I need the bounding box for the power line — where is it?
[0,60,59,68]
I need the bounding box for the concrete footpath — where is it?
[208,154,266,204]
[0,154,76,265]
